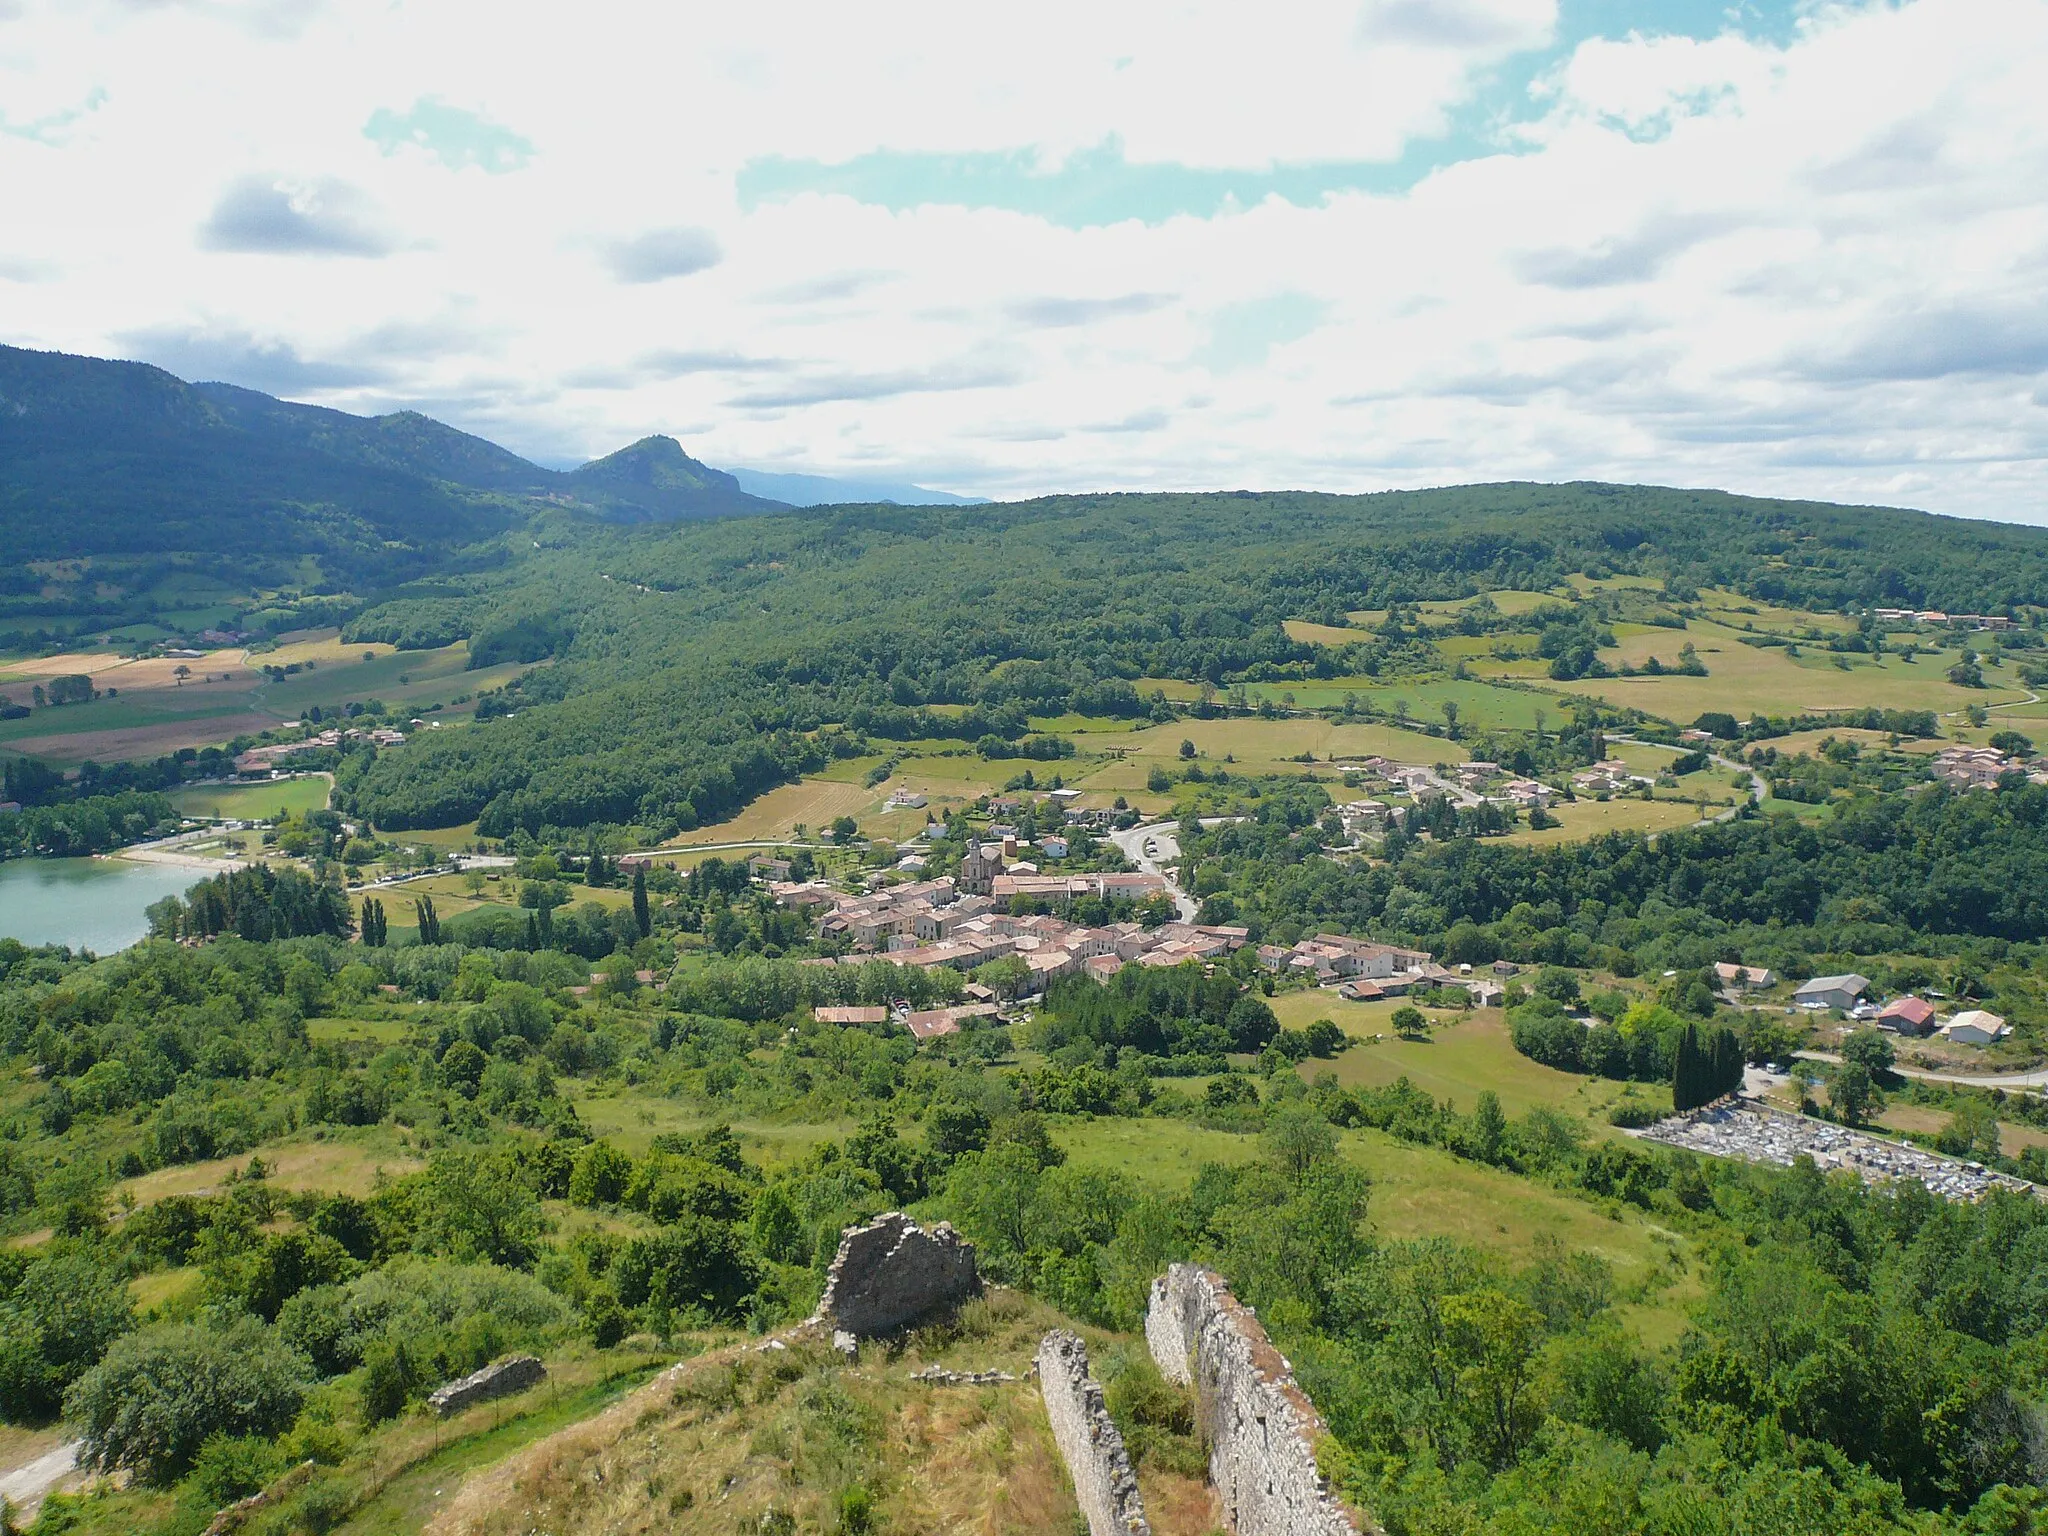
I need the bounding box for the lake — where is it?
[0,856,204,952]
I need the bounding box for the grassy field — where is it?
[0,629,528,766]
[169,774,331,820]
[1877,1104,2048,1158]
[1485,615,2029,720]
[664,777,876,847]
[306,1013,419,1047]
[564,1084,854,1167]
[112,1131,422,1207]
[1054,1115,1696,1346]
[1502,793,1717,845]
[1268,999,1666,1126]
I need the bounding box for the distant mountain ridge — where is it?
[0,344,783,574]
[726,466,984,508]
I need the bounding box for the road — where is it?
[0,1440,81,1524]
[1607,734,1765,824]
[1795,1050,2048,1092]
[1108,820,1199,922]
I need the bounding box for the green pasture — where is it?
[1053,1113,1698,1346]
[169,774,330,820]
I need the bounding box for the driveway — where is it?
[0,1439,82,1523]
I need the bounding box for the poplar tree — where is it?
[632,866,651,938]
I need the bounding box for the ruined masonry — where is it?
[426,1354,547,1418]
[1147,1265,1371,1536]
[815,1211,981,1337]
[1038,1330,1151,1536]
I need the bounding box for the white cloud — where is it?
[0,0,2043,519]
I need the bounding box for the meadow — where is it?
[168,774,331,820]
[1053,1113,1699,1347]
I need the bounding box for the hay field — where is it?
[665,777,876,847]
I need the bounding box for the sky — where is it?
[2,0,2046,521]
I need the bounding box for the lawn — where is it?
[1877,1104,2048,1158]
[169,774,331,820]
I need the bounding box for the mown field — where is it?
[168,774,331,820]
[0,630,529,765]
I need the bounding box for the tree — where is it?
[1440,1289,1546,1470]
[0,1252,135,1420]
[172,665,190,687]
[413,895,441,945]
[631,865,651,937]
[65,1318,311,1485]
[359,897,387,947]
[1463,1091,1507,1165]
[569,1140,634,1206]
[1262,1106,1338,1184]
[1178,738,1196,759]
[1840,1028,1896,1079]
[418,1148,542,1268]
[1392,1005,1427,1039]
[1831,1062,1876,1125]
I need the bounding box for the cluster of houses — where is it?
[1572,758,1656,796]
[771,861,1245,994]
[1786,971,2012,1045]
[1254,932,1503,1005]
[1872,609,2016,630]
[235,724,408,776]
[1329,758,1551,843]
[1932,744,2048,792]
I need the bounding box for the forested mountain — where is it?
[333,485,2048,835]
[0,345,783,577]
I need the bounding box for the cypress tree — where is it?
[1673,1022,1704,1112]
[525,911,541,951]
[1710,1026,1744,1100]
[632,866,650,938]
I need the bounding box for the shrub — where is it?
[0,1251,134,1421]
[65,1318,311,1485]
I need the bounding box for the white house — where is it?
[1940,1010,2010,1046]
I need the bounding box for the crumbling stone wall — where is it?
[816,1211,980,1337]
[1037,1330,1150,1536]
[1147,1265,1370,1536]
[427,1354,547,1418]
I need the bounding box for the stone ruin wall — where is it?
[1037,1329,1151,1536]
[1147,1264,1371,1536]
[815,1211,981,1337]
[426,1353,547,1418]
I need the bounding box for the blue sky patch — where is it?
[738,1,1811,226]
[364,98,534,173]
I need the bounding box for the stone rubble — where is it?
[909,1365,1022,1385]
[1638,1097,2039,1201]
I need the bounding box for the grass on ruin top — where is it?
[423,1292,1147,1536]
